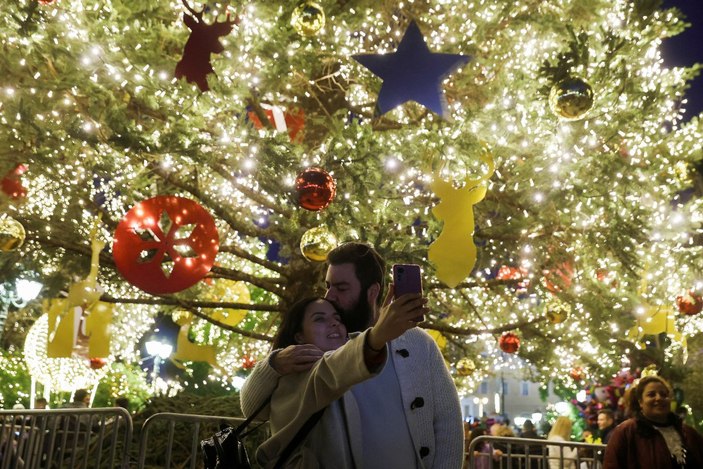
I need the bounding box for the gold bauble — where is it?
[546,306,569,324]
[0,215,26,252]
[456,357,476,376]
[300,226,337,262]
[549,77,594,120]
[291,1,325,37]
[205,279,250,326]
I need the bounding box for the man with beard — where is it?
[241,242,463,468]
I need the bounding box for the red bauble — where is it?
[89,357,107,370]
[38,0,56,4]
[1,164,28,199]
[113,196,219,294]
[295,167,336,211]
[676,291,703,316]
[499,332,520,353]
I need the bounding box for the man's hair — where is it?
[73,389,89,403]
[522,419,535,431]
[327,242,386,306]
[597,409,614,420]
[273,297,343,349]
[35,397,47,405]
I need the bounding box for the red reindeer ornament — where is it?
[175,0,237,92]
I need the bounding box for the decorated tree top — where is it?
[1,0,702,392]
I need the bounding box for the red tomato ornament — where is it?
[295,167,336,211]
[570,367,585,382]
[113,196,219,294]
[1,164,28,199]
[499,332,520,353]
[676,291,703,316]
[89,357,107,370]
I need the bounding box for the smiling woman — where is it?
[603,375,703,469]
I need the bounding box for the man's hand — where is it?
[271,344,324,375]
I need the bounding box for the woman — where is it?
[547,416,577,469]
[255,295,422,468]
[603,375,703,468]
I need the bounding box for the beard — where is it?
[340,291,374,333]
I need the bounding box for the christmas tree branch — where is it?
[210,265,285,296]
[218,244,288,276]
[422,317,541,337]
[101,295,276,342]
[212,161,292,217]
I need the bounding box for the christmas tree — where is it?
[1,0,702,394]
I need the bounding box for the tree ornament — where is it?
[295,167,336,211]
[499,332,520,353]
[300,226,337,262]
[246,104,305,142]
[570,367,585,382]
[38,0,57,4]
[241,354,256,370]
[113,195,219,294]
[676,291,703,316]
[456,357,476,376]
[428,150,494,288]
[542,261,573,293]
[204,279,251,326]
[1,164,28,200]
[175,0,237,92]
[291,1,325,37]
[545,296,571,324]
[89,357,107,370]
[352,20,471,118]
[0,215,26,252]
[549,77,594,120]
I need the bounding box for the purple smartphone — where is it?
[392,264,424,321]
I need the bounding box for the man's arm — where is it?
[427,335,464,468]
[240,345,324,417]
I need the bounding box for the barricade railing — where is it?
[0,408,132,469]
[137,412,267,469]
[466,435,606,469]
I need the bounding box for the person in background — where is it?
[63,389,90,409]
[242,242,463,468]
[34,398,48,410]
[521,420,539,439]
[115,397,130,412]
[547,416,578,469]
[467,427,491,469]
[603,375,703,468]
[596,409,616,445]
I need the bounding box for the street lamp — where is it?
[145,338,173,394]
[0,278,42,332]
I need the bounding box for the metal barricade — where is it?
[466,435,606,469]
[0,408,132,469]
[137,412,266,469]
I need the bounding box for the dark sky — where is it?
[661,0,703,119]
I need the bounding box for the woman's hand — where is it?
[366,284,429,351]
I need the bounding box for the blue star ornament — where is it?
[352,21,470,118]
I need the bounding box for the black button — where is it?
[410,397,424,409]
[420,447,430,457]
[396,349,409,357]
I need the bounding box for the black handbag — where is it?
[201,398,270,469]
[201,397,325,469]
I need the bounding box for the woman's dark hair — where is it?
[630,375,673,414]
[327,242,386,306]
[272,297,342,349]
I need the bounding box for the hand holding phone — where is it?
[392,264,424,321]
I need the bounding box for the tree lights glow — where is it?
[0,0,702,399]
